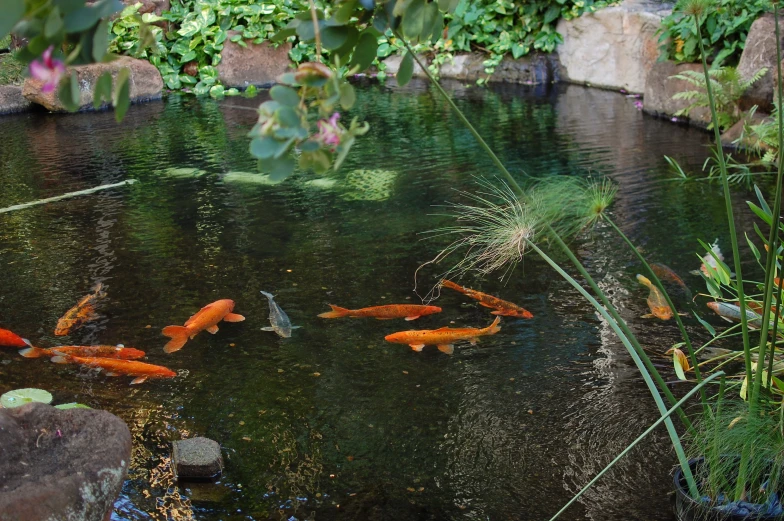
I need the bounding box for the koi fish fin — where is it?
[162,325,189,353]
[206,325,219,334]
[130,377,147,385]
[104,372,121,377]
[409,344,425,352]
[318,304,351,319]
[437,344,454,355]
[404,316,421,321]
[641,314,654,319]
[487,316,501,334]
[19,346,47,358]
[223,313,245,323]
[479,302,495,309]
[291,326,302,329]
[261,327,275,331]
[50,355,73,364]
[469,337,479,345]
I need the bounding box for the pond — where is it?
[0,79,755,520]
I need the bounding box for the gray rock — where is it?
[437,52,559,84]
[643,60,711,127]
[382,54,428,78]
[0,402,131,521]
[556,0,671,93]
[217,32,292,88]
[720,110,772,151]
[172,437,223,480]
[737,13,784,112]
[0,86,32,115]
[22,56,163,112]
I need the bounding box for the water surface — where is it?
[0,80,759,520]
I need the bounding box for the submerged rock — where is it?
[22,56,163,113]
[172,437,223,480]
[0,402,131,521]
[341,169,398,202]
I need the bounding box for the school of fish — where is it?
[6,242,757,387]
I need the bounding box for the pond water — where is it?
[0,79,760,520]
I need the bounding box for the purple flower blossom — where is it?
[634,100,643,110]
[29,46,66,93]
[316,112,342,150]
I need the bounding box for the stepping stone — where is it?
[172,437,223,481]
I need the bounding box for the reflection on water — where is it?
[0,79,753,520]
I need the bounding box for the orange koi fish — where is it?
[51,355,176,385]
[636,274,677,320]
[20,344,145,359]
[384,316,501,355]
[0,328,32,348]
[650,263,688,289]
[441,280,533,318]
[161,299,245,353]
[54,283,106,336]
[318,304,442,320]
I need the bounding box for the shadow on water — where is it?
[0,79,759,520]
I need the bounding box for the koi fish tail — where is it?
[441,279,465,293]
[318,304,351,319]
[486,316,502,334]
[162,325,189,353]
[18,346,47,358]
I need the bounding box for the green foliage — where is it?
[441,0,616,79]
[671,65,768,130]
[0,50,26,86]
[658,0,772,66]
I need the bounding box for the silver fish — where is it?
[260,290,294,338]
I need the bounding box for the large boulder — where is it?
[556,0,671,93]
[0,86,32,115]
[216,32,292,88]
[0,402,131,521]
[643,60,711,127]
[22,56,163,112]
[737,13,784,112]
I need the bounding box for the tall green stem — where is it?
[603,217,708,413]
[529,240,699,498]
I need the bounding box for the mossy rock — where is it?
[159,167,208,178]
[341,169,398,201]
[222,171,280,185]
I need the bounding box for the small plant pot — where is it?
[674,457,784,521]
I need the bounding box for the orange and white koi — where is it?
[318,304,442,321]
[161,299,245,353]
[384,316,501,355]
[0,328,32,349]
[20,344,145,359]
[441,279,533,318]
[636,274,677,320]
[54,282,106,336]
[51,355,176,385]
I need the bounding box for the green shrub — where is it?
[658,0,771,67]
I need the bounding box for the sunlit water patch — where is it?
[0,80,759,520]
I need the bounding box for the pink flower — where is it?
[316,112,342,149]
[634,100,643,110]
[29,46,66,93]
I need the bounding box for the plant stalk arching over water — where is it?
[398,34,701,498]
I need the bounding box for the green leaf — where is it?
[268,155,296,181]
[277,105,301,127]
[339,82,356,110]
[672,350,687,381]
[333,135,355,171]
[321,25,350,50]
[397,51,414,86]
[45,7,64,39]
[543,5,560,24]
[0,0,25,39]
[113,67,131,122]
[92,19,109,62]
[420,1,439,41]
[270,85,300,107]
[694,312,716,337]
[58,71,80,112]
[401,0,424,39]
[93,71,112,109]
[350,32,378,71]
[251,137,279,159]
[209,85,225,98]
[334,0,357,24]
[64,6,100,33]
[1,388,53,408]
[54,402,91,409]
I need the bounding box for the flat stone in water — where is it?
[172,437,223,481]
